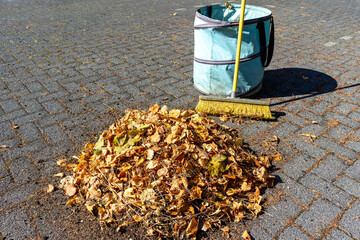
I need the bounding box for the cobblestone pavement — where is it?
[0,0,359,239]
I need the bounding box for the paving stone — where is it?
[270,121,300,139]
[296,123,326,136]
[314,137,357,160]
[278,226,310,240]
[278,174,315,206]
[255,195,302,236]
[324,229,353,240]
[42,100,65,114]
[240,122,272,137]
[296,199,341,238]
[345,141,360,153]
[324,124,353,140]
[333,101,357,115]
[0,98,22,113]
[19,98,44,114]
[311,155,349,181]
[0,206,37,239]
[334,175,360,198]
[18,122,42,143]
[0,181,44,211]
[286,136,327,160]
[325,111,360,128]
[282,153,316,180]
[339,200,360,238]
[8,156,40,185]
[0,121,16,141]
[42,124,68,145]
[345,159,360,180]
[300,173,353,208]
[249,224,275,240]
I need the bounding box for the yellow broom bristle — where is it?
[196,99,274,120]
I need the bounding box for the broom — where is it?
[195,0,274,120]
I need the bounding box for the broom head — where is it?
[196,95,274,120]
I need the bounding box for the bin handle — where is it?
[257,16,274,67]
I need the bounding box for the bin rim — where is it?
[195,4,272,29]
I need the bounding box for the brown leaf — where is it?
[0,145,7,148]
[300,133,317,141]
[56,158,69,166]
[53,173,64,177]
[242,230,251,240]
[64,183,77,196]
[47,184,55,193]
[220,115,228,121]
[186,218,198,236]
[221,226,230,238]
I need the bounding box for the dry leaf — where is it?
[270,135,280,144]
[64,183,77,196]
[57,159,69,166]
[300,133,317,141]
[185,218,198,236]
[47,184,55,193]
[221,226,230,238]
[220,115,228,121]
[54,173,64,177]
[242,230,251,240]
[0,145,7,148]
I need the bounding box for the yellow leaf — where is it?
[56,158,68,166]
[64,183,77,197]
[271,154,282,162]
[169,109,181,118]
[221,226,230,238]
[220,115,228,121]
[149,104,160,113]
[186,218,198,236]
[47,184,55,193]
[300,133,317,141]
[242,230,251,240]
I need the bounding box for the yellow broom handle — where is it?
[232,0,246,95]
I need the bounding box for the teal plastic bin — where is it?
[193,4,274,96]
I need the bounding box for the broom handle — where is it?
[231,0,246,98]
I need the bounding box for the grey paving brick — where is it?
[239,122,272,137]
[345,160,360,180]
[36,112,71,127]
[339,200,360,239]
[345,141,360,153]
[42,124,67,145]
[255,195,302,236]
[13,111,48,126]
[19,98,44,114]
[300,173,353,208]
[282,153,316,180]
[249,224,275,240]
[311,155,349,181]
[270,121,300,139]
[296,199,341,238]
[334,175,360,198]
[325,111,360,128]
[0,122,16,141]
[324,229,353,240]
[0,98,22,113]
[278,226,310,240]
[282,112,308,126]
[333,101,357,115]
[287,136,327,159]
[8,156,40,185]
[314,137,357,160]
[278,174,315,206]
[42,100,65,114]
[62,82,82,93]
[18,122,42,143]
[0,206,37,239]
[324,124,353,140]
[0,181,44,211]
[296,123,326,136]
[26,81,45,92]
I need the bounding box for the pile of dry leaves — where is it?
[60,105,276,238]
